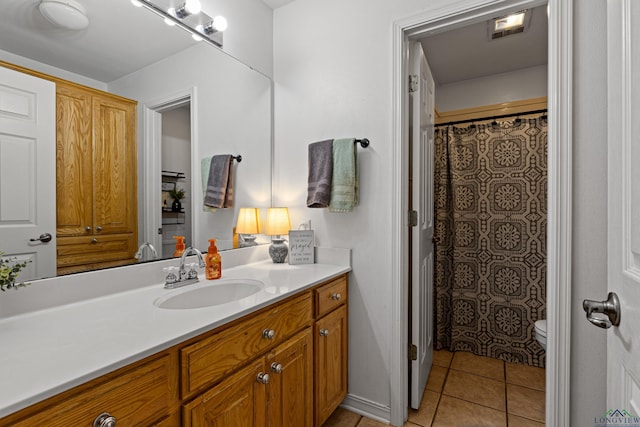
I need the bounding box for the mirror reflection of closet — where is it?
[161,103,192,259]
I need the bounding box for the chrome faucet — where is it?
[164,247,206,289]
[134,242,158,261]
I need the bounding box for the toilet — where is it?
[534,319,547,350]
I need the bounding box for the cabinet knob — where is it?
[91,238,98,244]
[331,293,342,301]
[96,226,103,232]
[256,372,270,384]
[85,226,91,232]
[319,329,330,337]
[262,329,276,340]
[93,412,117,427]
[270,362,283,374]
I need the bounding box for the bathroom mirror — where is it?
[0,0,272,280]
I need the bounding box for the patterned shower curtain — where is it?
[433,115,547,368]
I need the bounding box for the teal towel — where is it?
[200,157,217,212]
[329,138,358,212]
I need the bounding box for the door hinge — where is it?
[158,227,163,235]
[409,74,419,93]
[409,344,418,361]
[409,210,418,227]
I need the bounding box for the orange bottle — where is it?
[205,238,222,280]
[173,236,185,257]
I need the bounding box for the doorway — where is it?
[391,0,573,426]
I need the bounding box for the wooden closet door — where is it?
[91,94,137,235]
[56,84,92,237]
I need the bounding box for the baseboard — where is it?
[341,393,392,424]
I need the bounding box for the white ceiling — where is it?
[419,6,548,85]
[0,1,547,86]
[0,0,211,83]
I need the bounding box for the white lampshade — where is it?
[236,208,262,234]
[265,207,291,236]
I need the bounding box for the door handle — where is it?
[583,292,621,329]
[29,233,53,243]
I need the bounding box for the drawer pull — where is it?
[331,293,342,301]
[93,412,117,427]
[270,362,283,374]
[319,329,330,337]
[262,328,276,340]
[96,226,103,232]
[257,372,270,384]
[91,238,98,244]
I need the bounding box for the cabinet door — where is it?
[91,94,137,235]
[56,84,93,237]
[183,358,268,427]
[315,305,348,426]
[266,328,313,427]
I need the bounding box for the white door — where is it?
[0,66,56,280]
[410,41,435,409]
[604,0,640,420]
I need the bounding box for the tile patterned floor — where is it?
[322,350,545,427]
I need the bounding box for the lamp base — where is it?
[269,238,288,263]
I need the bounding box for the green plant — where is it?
[169,187,185,201]
[0,252,30,292]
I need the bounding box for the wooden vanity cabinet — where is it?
[55,82,138,275]
[0,274,349,427]
[314,276,349,426]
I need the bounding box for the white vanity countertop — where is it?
[0,257,351,418]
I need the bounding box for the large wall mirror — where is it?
[0,0,272,281]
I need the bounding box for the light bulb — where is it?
[192,32,203,42]
[184,0,201,15]
[130,0,142,6]
[164,8,176,26]
[212,16,227,32]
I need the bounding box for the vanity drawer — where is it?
[315,275,348,318]
[180,292,312,398]
[4,354,173,427]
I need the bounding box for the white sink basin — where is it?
[154,279,264,309]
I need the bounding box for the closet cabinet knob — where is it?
[331,293,342,301]
[270,362,283,374]
[91,238,98,244]
[319,329,330,337]
[96,226,103,232]
[85,226,91,232]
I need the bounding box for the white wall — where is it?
[273,0,608,424]
[202,0,274,77]
[436,64,547,111]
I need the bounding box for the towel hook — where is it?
[231,155,242,163]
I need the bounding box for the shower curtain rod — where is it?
[435,108,548,127]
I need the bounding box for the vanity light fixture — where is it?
[132,0,224,47]
[38,0,89,30]
[197,16,228,35]
[130,0,143,6]
[265,207,291,263]
[173,0,202,19]
[235,208,263,248]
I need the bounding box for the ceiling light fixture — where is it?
[489,10,530,40]
[38,0,89,30]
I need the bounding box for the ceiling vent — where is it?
[489,10,530,40]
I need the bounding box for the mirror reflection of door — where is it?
[161,104,192,259]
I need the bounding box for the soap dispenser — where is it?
[173,235,186,257]
[205,238,222,280]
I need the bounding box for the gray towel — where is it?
[306,139,333,208]
[204,155,234,208]
[329,138,358,212]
